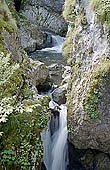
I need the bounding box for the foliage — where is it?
[0,0,17,30]
[0,97,50,170]
[0,52,23,98]
[84,57,110,119]
[63,31,73,59]
[63,0,76,27]
[0,47,50,169]
[0,3,50,170]
[0,51,50,169]
[0,0,17,53]
[90,0,110,25]
[84,85,102,119]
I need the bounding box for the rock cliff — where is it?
[63,0,110,169]
[15,0,68,53]
[20,0,67,36]
[0,1,50,169]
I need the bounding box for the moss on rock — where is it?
[84,57,110,119]
[0,2,50,169]
[90,0,110,25]
[63,0,76,27]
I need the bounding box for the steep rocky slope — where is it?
[20,0,67,36]
[0,1,50,169]
[15,0,68,53]
[63,0,110,169]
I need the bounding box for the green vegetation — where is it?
[90,0,110,24]
[0,0,17,53]
[0,96,50,170]
[0,50,50,170]
[84,57,110,119]
[84,78,102,119]
[63,31,73,59]
[0,2,50,169]
[63,0,76,27]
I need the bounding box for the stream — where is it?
[41,100,68,170]
[31,33,69,170]
[30,33,88,170]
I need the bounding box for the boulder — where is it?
[30,59,49,87]
[48,63,65,85]
[52,85,67,105]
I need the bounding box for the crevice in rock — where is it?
[37,83,52,94]
[14,0,22,12]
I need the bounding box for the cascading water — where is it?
[36,32,68,170]
[38,35,65,53]
[51,104,68,170]
[41,101,68,170]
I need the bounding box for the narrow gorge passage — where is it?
[31,34,69,170]
[41,101,68,170]
[1,0,110,169]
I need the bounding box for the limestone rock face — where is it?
[63,0,110,155]
[18,17,47,53]
[30,59,49,87]
[34,0,65,13]
[21,0,67,36]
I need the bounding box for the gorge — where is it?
[1,0,110,170]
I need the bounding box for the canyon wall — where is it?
[17,0,67,52]
[63,0,110,169]
[0,1,50,169]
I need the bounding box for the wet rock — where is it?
[37,80,52,94]
[50,106,61,117]
[48,63,65,85]
[30,59,49,87]
[45,33,53,48]
[41,162,46,170]
[68,142,87,170]
[52,85,67,105]
[79,150,94,169]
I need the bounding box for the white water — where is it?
[38,35,65,53]
[40,32,68,170]
[51,104,68,170]
[41,101,68,170]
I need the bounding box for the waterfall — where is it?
[40,32,68,170]
[39,35,65,53]
[41,101,68,170]
[51,104,68,170]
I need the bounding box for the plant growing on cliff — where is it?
[0,97,50,170]
[63,31,73,59]
[90,0,110,25]
[84,57,110,119]
[0,2,50,169]
[63,0,76,27]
